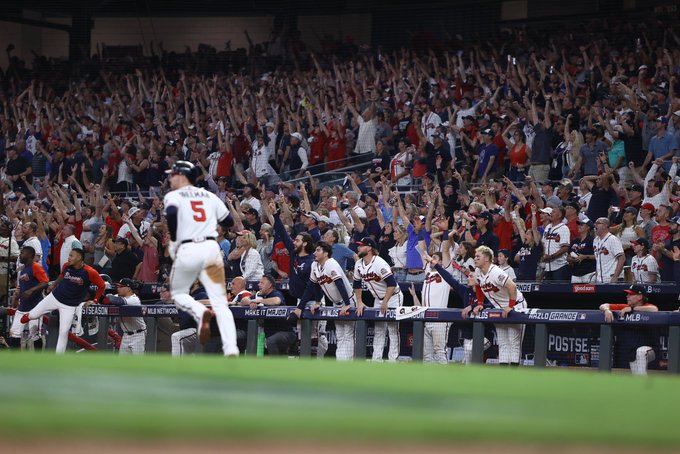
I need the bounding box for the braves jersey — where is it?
[593,233,624,283]
[117,294,146,333]
[52,263,105,307]
[17,261,49,312]
[310,258,354,307]
[163,185,229,243]
[631,254,659,283]
[421,264,450,308]
[474,264,525,309]
[541,222,570,271]
[353,255,402,307]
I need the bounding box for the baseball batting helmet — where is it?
[166,160,199,183]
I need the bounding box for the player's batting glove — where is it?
[168,241,178,260]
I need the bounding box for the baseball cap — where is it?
[265,121,275,128]
[244,207,259,216]
[291,132,303,140]
[576,217,594,228]
[462,115,475,121]
[624,284,648,297]
[656,116,669,124]
[317,215,331,224]
[480,128,493,136]
[640,202,656,213]
[624,206,638,215]
[116,278,136,288]
[539,207,553,215]
[477,211,493,222]
[302,211,320,222]
[559,178,573,188]
[127,207,141,217]
[356,237,378,249]
[673,110,680,117]
[631,237,649,248]
[115,237,129,247]
[671,215,680,225]
[629,183,643,193]
[431,131,443,139]
[365,192,379,202]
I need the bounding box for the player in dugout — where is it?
[599,284,660,375]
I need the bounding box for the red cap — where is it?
[640,202,656,212]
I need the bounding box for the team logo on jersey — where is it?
[361,272,383,282]
[595,246,609,255]
[424,272,442,284]
[632,263,648,272]
[330,270,338,278]
[63,272,84,285]
[480,282,500,293]
[544,231,562,241]
[317,275,334,285]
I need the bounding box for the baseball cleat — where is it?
[198,311,212,345]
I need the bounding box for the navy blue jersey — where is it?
[52,263,105,307]
[273,214,314,299]
[18,262,49,312]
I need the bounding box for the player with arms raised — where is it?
[354,237,403,361]
[163,161,238,356]
[462,245,528,366]
[298,241,356,360]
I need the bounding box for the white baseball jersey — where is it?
[541,222,570,271]
[593,233,624,283]
[310,258,355,307]
[475,264,525,309]
[421,264,450,308]
[118,294,146,332]
[631,254,659,283]
[163,185,229,243]
[500,264,517,281]
[353,255,403,307]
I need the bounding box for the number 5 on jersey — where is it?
[191,201,206,222]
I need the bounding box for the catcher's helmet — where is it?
[166,160,199,183]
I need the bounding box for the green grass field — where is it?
[1,353,678,448]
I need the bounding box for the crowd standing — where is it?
[1,15,680,362]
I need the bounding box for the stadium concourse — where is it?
[1,12,680,365]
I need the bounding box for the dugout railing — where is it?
[75,304,680,374]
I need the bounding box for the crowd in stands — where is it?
[1,13,680,304]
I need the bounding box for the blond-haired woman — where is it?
[228,231,264,282]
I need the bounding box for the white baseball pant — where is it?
[9,310,42,343]
[170,240,239,356]
[335,321,355,360]
[463,337,491,364]
[630,346,655,375]
[25,293,77,353]
[571,272,596,283]
[171,328,199,356]
[424,322,450,364]
[495,323,525,364]
[119,332,146,355]
[372,321,399,361]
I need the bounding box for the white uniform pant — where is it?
[26,293,77,354]
[495,323,525,364]
[9,310,42,342]
[424,322,450,364]
[171,328,199,356]
[630,346,655,375]
[571,272,596,283]
[463,337,491,364]
[335,321,355,360]
[170,240,238,356]
[373,321,400,361]
[119,331,146,355]
[298,299,328,358]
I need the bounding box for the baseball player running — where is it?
[20,246,105,353]
[163,160,239,356]
[298,241,356,360]
[354,237,403,361]
[8,246,49,349]
[462,245,527,366]
[102,278,146,354]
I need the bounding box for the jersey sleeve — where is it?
[309,265,319,284]
[328,261,343,281]
[377,259,393,279]
[32,262,49,283]
[214,194,229,221]
[86,265,106,301]
[646,256,659,274]
[608,303,628,311]
[559,226,570,246]
[610,237,624,257]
